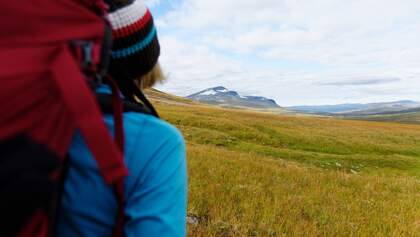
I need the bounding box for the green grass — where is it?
[148,93,420,236]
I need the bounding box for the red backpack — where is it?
[0,1,130,236]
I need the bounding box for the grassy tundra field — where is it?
[148,90,420,236]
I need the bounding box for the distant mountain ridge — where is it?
[287,100,420,116]
[186,86,280,109]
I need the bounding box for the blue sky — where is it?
[146,0,420,106]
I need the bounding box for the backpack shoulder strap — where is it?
[96,93,154,115]
[95,89,157,237]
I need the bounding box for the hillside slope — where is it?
[350,111,420,124]
[288,100,420,115]
[146,90,420,236]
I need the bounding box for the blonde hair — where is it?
[134,63,165,90]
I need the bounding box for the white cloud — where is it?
[152,0,420,106]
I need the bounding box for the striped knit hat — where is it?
[106,0,160,81]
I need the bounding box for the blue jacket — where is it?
[56,86,187,237]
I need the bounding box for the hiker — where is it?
[0,0,186,236]
[55,0,188,236]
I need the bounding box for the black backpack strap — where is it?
[131,84,160,118]
[50,156,70,235]
[96,93,154,115]
[0,135,61,237]
[114,78,160,118]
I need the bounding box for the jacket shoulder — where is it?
[115,111,185,188]
[122,112,184,149]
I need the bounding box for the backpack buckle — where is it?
[70,40,104,89]
[71,41,93,67]
[82,42,93,67]
[71,40,102,69]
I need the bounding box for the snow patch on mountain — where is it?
[199,90,218,96]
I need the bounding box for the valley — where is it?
[147,89,420,236]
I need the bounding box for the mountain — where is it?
[186,86,280,109]
[287,100,420,116]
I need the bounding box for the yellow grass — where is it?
[147,92,420,236]
[186,144,419,236]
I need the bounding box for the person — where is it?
[55,0,188,236]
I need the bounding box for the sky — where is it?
[146,0,420,106]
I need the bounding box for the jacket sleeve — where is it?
[123,125,187,237]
